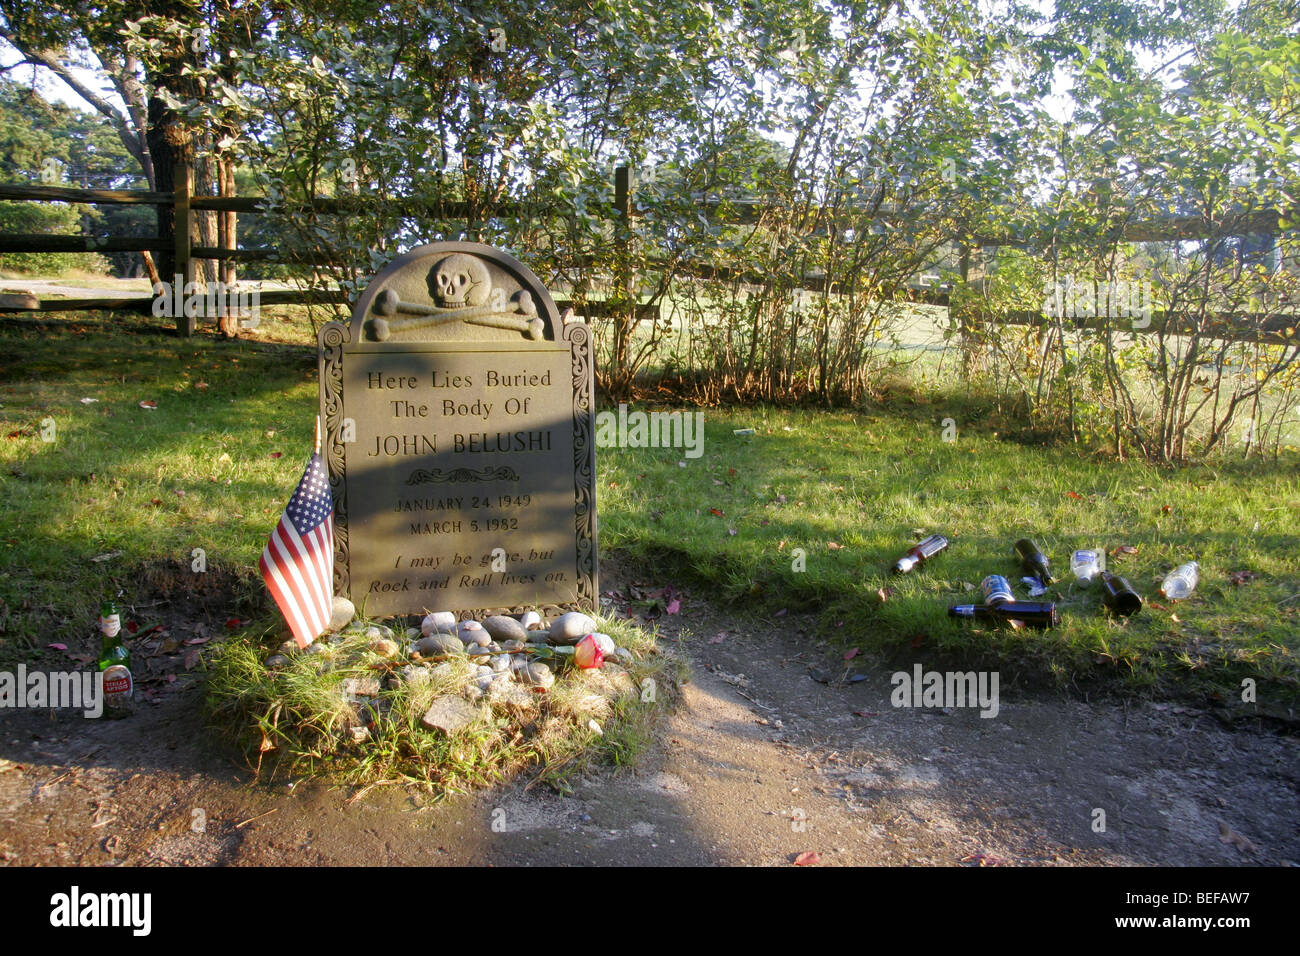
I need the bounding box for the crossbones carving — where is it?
[367,287,542,340]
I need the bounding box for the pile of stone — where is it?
[267,598,638,740]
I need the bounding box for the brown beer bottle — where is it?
[892,534,948,574]
[1098,571,1142,616]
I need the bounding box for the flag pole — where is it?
[314,415,322,455]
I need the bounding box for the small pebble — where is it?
[520,662,555,688]
[416,634,463,657]
[520,610,543,630]
[265,654,290,669]
[483,615,528,643]
[422,611,457,634]
[549,611,598,646]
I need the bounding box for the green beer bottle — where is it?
[97,600,134,716]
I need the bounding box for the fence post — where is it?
[174,160,195,336]
[612,165,635,392]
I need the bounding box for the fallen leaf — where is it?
[961,852,1008,867]
[1229,570,1257,586]
[843,647,860,661]
[1149,601,1168,611]
[774,608,788,617]
[138,400,157,409]
[125,620,139,633]
[709,507,725,517]
[1066,491,1083,500]
[1161,504,1172,514]
[269,452,283,459]
[1111,545,1139,556]
[183,648,202,670]
[183,636,209,646]
[877,587,896,602]
[827,541,843,550]
[225,617,244,630]
[665,598,681,615]
[792,851,821,866]
[150,498,162,506]
[194,381,209,390]
[1218,822,1258,855]
[46,643,67,651]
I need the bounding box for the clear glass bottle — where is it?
[1070,549,1100,586]
[1160,561,1200,600]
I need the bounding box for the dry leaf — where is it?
[1218,822,1258,855]
[827,541,843,550]
[183,648,202,670]
[709,507,725,517]
[665,598,681,615]
[877,587,895,602]
[843,647,859,661]
[1066,491,1083,500]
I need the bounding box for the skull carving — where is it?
[429,253,491,308]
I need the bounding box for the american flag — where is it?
[260,452,334,649]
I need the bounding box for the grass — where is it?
[204,613,678,794]
[596,394,1300,711]
[1,307,1296,756]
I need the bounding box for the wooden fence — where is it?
[0,166,1292,343]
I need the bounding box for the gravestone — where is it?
[318,242,597,619]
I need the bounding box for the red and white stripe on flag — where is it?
[260,452,334,649]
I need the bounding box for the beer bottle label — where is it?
[102,664,133,703]
[98,613,121,638]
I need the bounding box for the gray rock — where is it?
[421,611,457,635]
[487,680,536,709]
[464,684,484,702]
[502,639,525,652]
[400,664,431,685]
[476,665,494,678]
[265,654,291,669]
[510,654,529,672]
[613,647,634,664]
[483,615,529,643]
[456,620,485,641]
[519,662,555,688]
[416,633,464,657]
[548,611,598,646]
[490,652,511,673]
[520,610,543,630]
[277,639,300,657]
[405,627,421,640]
[327,596,356,632]
[304,642,327,656]
[420,696,479,734]
[341,677,381,697]
[429,662,454,679]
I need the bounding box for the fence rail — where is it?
[0,171,1292,341]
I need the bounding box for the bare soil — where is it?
[1,554,1295,867]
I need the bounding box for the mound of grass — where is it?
[204,613,680,794]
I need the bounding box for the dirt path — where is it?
[1,563,1295,867]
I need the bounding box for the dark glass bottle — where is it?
[1098,571,1142,616]
[892,534,948,573]
[1014,538,1054,584]
[97,600,133,716]
[948,601,1060,629]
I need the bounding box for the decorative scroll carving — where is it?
[405,466,520,485]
